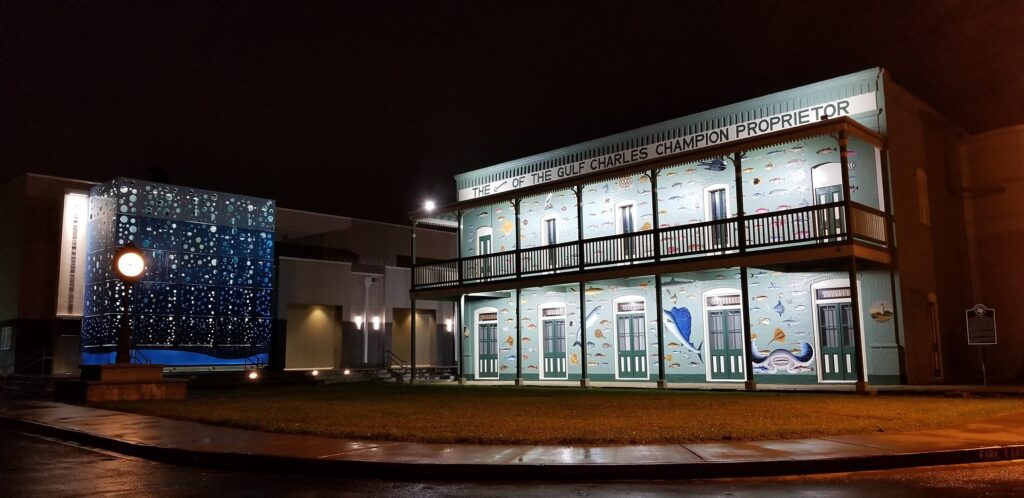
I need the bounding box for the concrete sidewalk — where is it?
[2,400,1024,480]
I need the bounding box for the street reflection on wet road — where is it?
[2,428,1022,497]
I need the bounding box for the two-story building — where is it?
[410,68,991,389]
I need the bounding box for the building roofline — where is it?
[454,68,884,186]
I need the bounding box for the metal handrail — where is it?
[8,348,53,376]
[131,349,152,365]
[384,349,407,370]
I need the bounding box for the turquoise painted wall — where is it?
[460,265,899,383]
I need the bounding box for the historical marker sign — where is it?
[966,304,997,345]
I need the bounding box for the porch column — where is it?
[849,256,869,392]
[739,266,756,391]
[575,186,585,271]
[515,287,523,386]
[579,282,589,387]
[650,169,661,261]
[655,274,667,388]
[456,296,465,384]
[733,152,747,252]
[457,210,464,285]
[839,130,853,238]
[514,199,521,278]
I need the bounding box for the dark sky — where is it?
[3,0,1022,224]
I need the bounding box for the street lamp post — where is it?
[112,243,146,364]
[410,199,435,384]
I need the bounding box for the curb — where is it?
[3,414,1024,481]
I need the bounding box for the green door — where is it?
[478,234,492,278]
[708,187,728,248]
[619,204,635,260]
[616,313,648,379]
[708,309,745,380]
[478,323,498,378]
[815,184,844,239]
[818,303,857,381]
[542,318,566,378]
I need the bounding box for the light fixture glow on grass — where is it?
[248,371,259,380]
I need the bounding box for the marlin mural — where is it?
[698,157,728,172]
[750,340,814,374]
[571,305,602,347]
[663,306,703,363]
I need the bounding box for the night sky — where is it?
[3,0,1022,224]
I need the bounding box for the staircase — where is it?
[1,374,59,399]
[1,349,58,399]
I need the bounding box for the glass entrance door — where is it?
[818,303,857,381]
[542,318,566,378]
[708,309,744,380]
[616,311,647,379]
[478,322,498,378]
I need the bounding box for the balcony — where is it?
[413,201,889,290]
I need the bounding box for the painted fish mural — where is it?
[663,306,703,364]
[773,299,785,317]
[572,305,603,347]
[751,340,814,374]
[699,157,728,172]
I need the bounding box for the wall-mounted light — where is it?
[354,315,364,330]
[248,370,259,380]
[372,315,381,330]
[424,200,436,212]
[445,318,453,332]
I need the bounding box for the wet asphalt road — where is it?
[2,428,1023,497]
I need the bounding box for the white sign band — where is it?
[458,92,878,201]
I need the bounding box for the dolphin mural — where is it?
[750,340,814,373]
[663,306,703,364]
[571,305,602,347]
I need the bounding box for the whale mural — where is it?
[751,339,814,373]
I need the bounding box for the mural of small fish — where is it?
[817,146,837,154]
[570,353,579,365]
[504,336,514,347]
[594,329,606,339]
[759,318,772,325]
[774,299,785,317]
[768,327,786,345]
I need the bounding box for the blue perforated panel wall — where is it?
[81,178,275,366]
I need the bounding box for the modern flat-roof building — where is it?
[0,174,456,381]
[411,68,1024,388]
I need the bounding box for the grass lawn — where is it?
[97,383,1024,445]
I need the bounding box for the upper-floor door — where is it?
[707,187,728,247]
